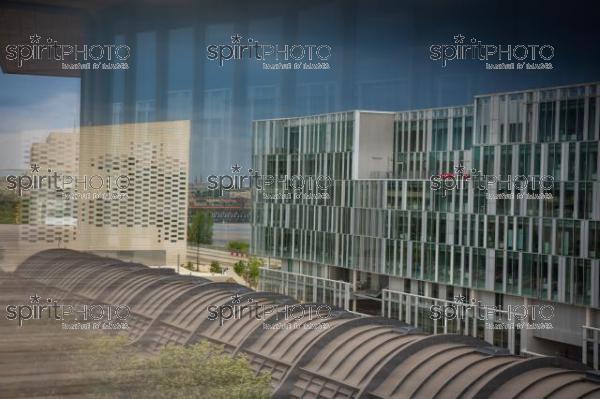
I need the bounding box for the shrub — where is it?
[246,257,263,288]
[233,260,246,276]
[77,337,271,398]
[227,241,249,254]
[210,261,222,273]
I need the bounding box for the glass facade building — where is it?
[252,82,600,365]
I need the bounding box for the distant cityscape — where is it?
[189,180,251,224]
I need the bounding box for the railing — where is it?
[258,271,596,365]
[382,288,517,354]
[258,267,351,310]
[583,325,600,369]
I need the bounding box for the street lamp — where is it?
[196,223,201,271]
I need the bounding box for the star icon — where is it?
[454,164,465,175]
[231,293,242,304]
[231,34,242,44]
[453,34,465,44]
[30,294,41,304]
[29,34,41,44]
[30,163,40,173]
[231,164,242,173]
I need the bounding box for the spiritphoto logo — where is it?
[206,34,331,70]
[206,164,332,200]
[429,163,555,198]
[5,293,130,330]
[430,296,554,330]
[4,34,131,70]
[206,293,332,329]
[429,34,555,70]
[429,163,472,196]
[5,163,130,198]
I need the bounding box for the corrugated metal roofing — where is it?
[6,248,600,399]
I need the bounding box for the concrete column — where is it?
[521,296,529,353]
[352,269,357,312]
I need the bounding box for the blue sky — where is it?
[1,0,599,175]
[0,71,79,169]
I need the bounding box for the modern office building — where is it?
[19,131,79,247]
[17,121,190,266]
[76,121,190,266]
[252,82,600,367]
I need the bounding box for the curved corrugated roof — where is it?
[8,249,600,399]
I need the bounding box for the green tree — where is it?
[0,190,19,224]
[188,209,213,245]
[77,336,271,399]
[246,257,263,288]
[210,260,222,273]
[233,260,247,276]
